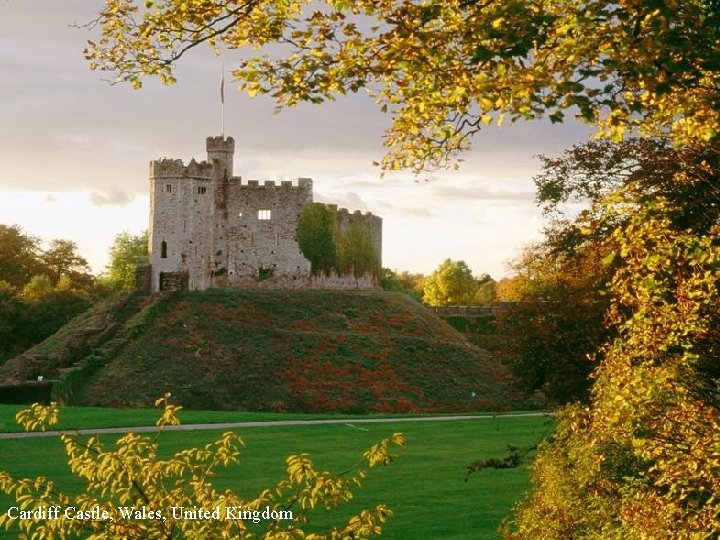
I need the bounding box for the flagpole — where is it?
[220,61,225,139]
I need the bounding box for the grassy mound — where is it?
[72,289,509,412]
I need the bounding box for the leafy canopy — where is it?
[0,225,96,364]
[103,230,149,291]
[497,244,610,405]
[423,259,489,306]
[1,397,405,539]
[380,269,425,303]
[496,139,698,405]
[0,225,44,288]
[503,140,720,538]
[86,0,719,172]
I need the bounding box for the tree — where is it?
[41,239,94,291]
[533,138,720,249]
[4,275,93,361]
[501,140,720,537]
[20,290,93,347]
[0,398,405,539]
[494,138,720,406]
[472,274,495,306]
[423,259,481,306]
[0,282,21,364]
[380,269,425,303]
[0,229,96,364]
[497,244,611,404]
[495,141,656,404]
[103,231,149,291]
[21,274,54,301]
[86,0,718,171]
[0,225,96,294]
[0,225,44,288]
[494,276,527,303]
[0,282,93,365]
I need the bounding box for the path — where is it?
[0,411,552,440]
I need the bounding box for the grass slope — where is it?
[0,412,552,539]
[75,290,509,412]
[0,293,132,382]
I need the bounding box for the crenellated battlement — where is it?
[206,136,234,177]
[206,136,235,153]
[150,158,214,179]
[334,206,380,220]
[233,178,314,190]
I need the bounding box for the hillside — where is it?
[3,290,511,412]
[0,291,154,403]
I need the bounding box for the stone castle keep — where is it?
[148,136,382,292]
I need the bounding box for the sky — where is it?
[0,1,592,279]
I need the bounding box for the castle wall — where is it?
[212,178,313,287]
[210,272,379,290]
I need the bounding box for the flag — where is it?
[220,67,225,105]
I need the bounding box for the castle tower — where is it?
[206,136,234,178]
[148,154,216,293]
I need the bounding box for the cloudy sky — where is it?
[1,1,591,278]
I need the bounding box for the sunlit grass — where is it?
[0,411,551,539]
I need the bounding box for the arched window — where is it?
[161,241,168,259]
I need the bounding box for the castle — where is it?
[148,136,382,292]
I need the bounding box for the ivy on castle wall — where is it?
[297,203,338,275]
[297,203,379,279]
[337,219,380,280]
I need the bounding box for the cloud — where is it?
[376,200,434,219]
[341,192,372,212]
[338,179,386,190]
[89,187,135,206]
[429,185,535,203]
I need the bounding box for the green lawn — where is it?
[0,410,552,539]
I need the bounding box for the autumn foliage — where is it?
[85,0,718,171]
[503,144,720,537]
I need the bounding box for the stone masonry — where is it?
[148,136,382,292]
